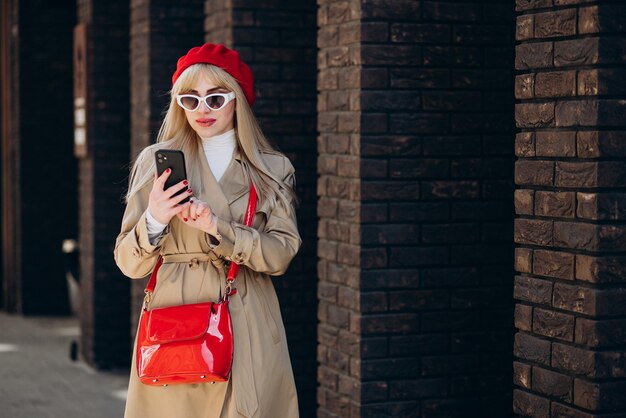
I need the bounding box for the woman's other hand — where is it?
[177,198,219,236]
[148,169,193,224]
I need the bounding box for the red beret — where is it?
[172,43,255,106]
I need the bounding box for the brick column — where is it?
[318,1,515,417]
[316,1,362,416]
[77,0,131,368]
[205,1,319,415]
[514,2,626,416]
[129,0,204,333]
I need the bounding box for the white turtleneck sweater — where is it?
[200,128,237,183]
[146,129,237,243]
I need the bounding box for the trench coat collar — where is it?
[198,145,248,222]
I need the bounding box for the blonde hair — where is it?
[125,64,296,211]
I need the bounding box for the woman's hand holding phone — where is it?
[148,169,193,224]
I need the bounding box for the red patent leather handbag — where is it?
[136,184,257,386]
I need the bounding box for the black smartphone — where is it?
[154,149,190,204]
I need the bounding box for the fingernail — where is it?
[166,168,171,173]
[183,180,188,185]
[183,218,188,222]
[188,189,193,193]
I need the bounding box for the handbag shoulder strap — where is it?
[226,182,257,281]
[144,182,258,295]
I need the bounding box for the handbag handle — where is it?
[144,183,258,302]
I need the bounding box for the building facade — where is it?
[1,1,625,417]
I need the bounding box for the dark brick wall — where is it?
[130,0,204,158]
[514,2,626,417]
[17,0,77,314]
[128,0,204,338]
[318,1,515,417]
[77,0,131,368]
[204,1,319,416]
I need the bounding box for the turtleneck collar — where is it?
[201,128,236,149]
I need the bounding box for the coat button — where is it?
[132,247,141,258]
[188,258,199,270]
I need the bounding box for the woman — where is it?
[114,43,301,418]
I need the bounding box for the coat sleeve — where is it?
[208,159,301,276]
[114,182,171,279]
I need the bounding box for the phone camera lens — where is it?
[157,159,162,163]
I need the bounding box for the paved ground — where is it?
[0,312,128,418]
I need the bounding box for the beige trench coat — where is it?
[114,147,301,418]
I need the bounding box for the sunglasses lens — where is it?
[180,96,199,110]
[207,95,226,110]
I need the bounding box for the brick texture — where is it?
[205,1,319,415]
[77,0,132,368]
[318,1,515,417]
[514,3,626,416]
[317,1,364,416]
[131,0,204,158]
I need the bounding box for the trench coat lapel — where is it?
[219,149,248,205]
[197,146,247,221]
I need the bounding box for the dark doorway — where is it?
[1,0,78,314]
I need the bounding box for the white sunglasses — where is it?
[176,92,236,112]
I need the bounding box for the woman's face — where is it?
[181,76,235,138]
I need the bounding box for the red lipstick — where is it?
[196,118,216,127]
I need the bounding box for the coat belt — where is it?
[161,252,228,270]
